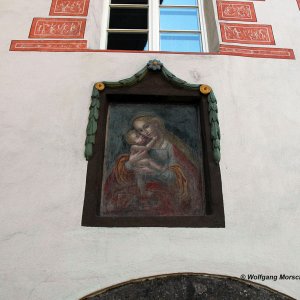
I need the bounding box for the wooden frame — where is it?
[82,62,224,227]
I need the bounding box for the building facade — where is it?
[1,0,300,299]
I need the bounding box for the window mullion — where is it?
[100,0,110,49]
[150,0,160,51]
[197,0,208,52]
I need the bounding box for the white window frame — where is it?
[100,0,208,52]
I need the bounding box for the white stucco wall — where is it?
[0,0,300,299]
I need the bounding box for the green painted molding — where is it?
[85,60,221,163]
[208,91,221,163]
[85,86,101,160]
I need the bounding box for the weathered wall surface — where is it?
[0,0,300,299]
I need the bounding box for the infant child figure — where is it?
[125,130,167,195]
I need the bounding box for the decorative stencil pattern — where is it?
[49,0,90,16]
[10,40,87,51]
[217,1,257,22]
[9,0,295,59]
[220,23,275,45]
[29,18,86,38]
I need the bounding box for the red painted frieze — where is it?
[50,0,90,16]
[219,44,295,59]
[217,1,257,22]
[220,23,275,45]
[10,40,87,51]
[29,18,86,39]
[10,41,295,60]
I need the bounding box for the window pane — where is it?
[160,8,199,31]
[109,8,148,29]
[111,0,148,4]
[160,32,202,52]
[107,33,148,50]
[160,0,197,5]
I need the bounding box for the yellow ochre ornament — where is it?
[200,84,212,95]
[95,82,105,91]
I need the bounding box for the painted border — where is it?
[10,40,87,51]
[9,42,295,59]
[219,44,295,59]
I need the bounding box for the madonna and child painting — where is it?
[101,103,206,217]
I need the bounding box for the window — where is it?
[100,0,208,52]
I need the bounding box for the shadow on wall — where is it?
[80,273,295,300]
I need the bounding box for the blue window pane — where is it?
[160,32,202,52]
[160,8,199,31]
[144,41,149,50]
[161,0,197,5]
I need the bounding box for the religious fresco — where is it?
[82,61,224,227]
[100,102,206,217]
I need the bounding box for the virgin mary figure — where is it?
[102,115,205,217]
